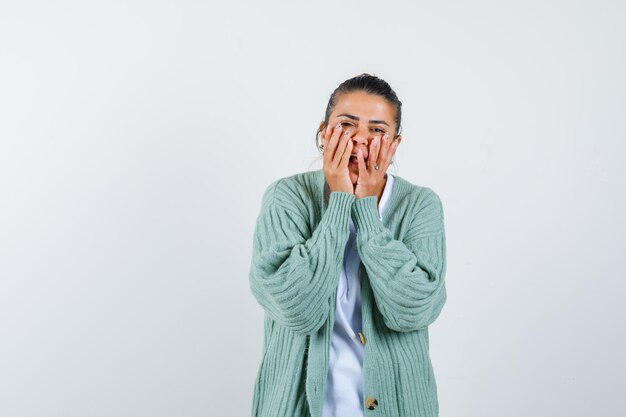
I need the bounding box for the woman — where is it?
[249,73,447,417]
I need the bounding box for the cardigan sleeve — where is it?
[352,187,447,332]
[248,179,355,335]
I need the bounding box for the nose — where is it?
[347,127,370,145]
[345,128,371,159]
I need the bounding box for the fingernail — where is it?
[384,134,389,141]
[335,123,341,129]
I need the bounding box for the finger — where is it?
[377,134,390,168]
[369,135,382,171]
[389,137,399,161]
[339,138,353,170]
[381,136,398,172]
[333,129,351,169]
[328,123,343,163]
[322,125,332,152]
[357,148,367,176]
[323,124,340,167]
[322,125,331,165]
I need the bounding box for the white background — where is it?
[1,1,624,416]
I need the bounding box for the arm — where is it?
[248,179,355,335]
[352,187,447,332]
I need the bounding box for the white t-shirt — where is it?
[323,172,395,417]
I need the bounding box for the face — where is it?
[321,91,402,184]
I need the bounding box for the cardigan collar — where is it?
[314,168,402,223]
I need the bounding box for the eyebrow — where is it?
[337,113,390,127]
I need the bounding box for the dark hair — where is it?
[315,73,402,153]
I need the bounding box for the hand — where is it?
[354,134,398,199]
[321,123,354,194]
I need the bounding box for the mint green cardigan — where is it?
[249,168,447,417]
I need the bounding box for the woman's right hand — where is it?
[321,123,354,194]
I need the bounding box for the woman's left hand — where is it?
[355,134,398,199]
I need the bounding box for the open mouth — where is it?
[349,154,367,165]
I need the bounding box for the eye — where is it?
[340,121,354,127]
[371,127,386,133]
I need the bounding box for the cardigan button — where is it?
[365,396,378,410]
[358,331,366,345]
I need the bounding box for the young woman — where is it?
[249,74,447,417]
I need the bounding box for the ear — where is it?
[318,121,326,133]
[393,134,403,148]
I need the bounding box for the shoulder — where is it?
[391,175,445,237]
[259,169,321,214]
[392,174,444,212]
[261,169,319,197]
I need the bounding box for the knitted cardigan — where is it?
[249,168,447,417]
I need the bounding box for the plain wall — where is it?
[1,1,624,416]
